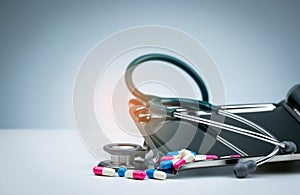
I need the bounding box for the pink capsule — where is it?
[194,154,218,161]
[230,154,241,158]
[125,170,146,180]
[173,153,195,170]
[93,166,115,176]
[207,155,218,160]
[160,156,175,161]
[159,155,180,162]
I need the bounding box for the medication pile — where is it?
[93,148,240,181]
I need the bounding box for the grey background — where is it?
[0,0,299,129]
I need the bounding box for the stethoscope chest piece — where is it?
[98,143,148,170]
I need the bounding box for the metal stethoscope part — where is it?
[98,143,148,170]
[104,143,142,164]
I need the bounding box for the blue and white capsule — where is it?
[159,157,181,169]
[167,151,181,156]
[146,169,167,180]
[167,149,196,157]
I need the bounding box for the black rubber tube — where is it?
[125,53,209,102]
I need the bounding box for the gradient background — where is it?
[0,0,299,129]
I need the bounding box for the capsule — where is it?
[125,170,146,180]
[117,166,127,177]
[160,157,181,170]
[146,169,167,180]
[181,149,197,157]
[93,166,115,176]
[167,149,196,157]
[194,154,218,161]
[159,155,180,162]
[173,153,195,170]
[167,151,181,156]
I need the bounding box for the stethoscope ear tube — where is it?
[125,53,210,103]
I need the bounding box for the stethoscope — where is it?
[100,53,297,178]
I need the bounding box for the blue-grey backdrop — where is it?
[0,0,299,129]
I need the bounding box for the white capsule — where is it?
[195,155,206,161]
[154,170,167,180]
[179,149,197,157]
[184,153,195,162]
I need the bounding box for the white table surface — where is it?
[1,129,300,195]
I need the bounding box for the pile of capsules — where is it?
[93,166,166,180]
[93,149,240,180]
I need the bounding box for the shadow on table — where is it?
[168,160,300,179]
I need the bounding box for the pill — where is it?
[230,154,241,158]
[220,154,241,159]
[194,154,218,161]
[180,149,197,156]
[117,166,127,177]
[167,151,180,156]
[159,155,180,162]
[93,166,115,177]
[146,169,167,180]
[173,153,195,170]
[160,160,174,169]
[167,149,196,157]
[125,170,146,180]
[160,157,181,169]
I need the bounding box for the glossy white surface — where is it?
[1,129,300,195]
